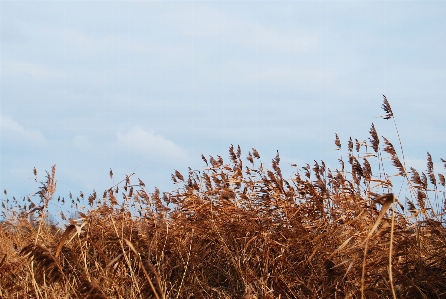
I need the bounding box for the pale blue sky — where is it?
[1,1,445,212]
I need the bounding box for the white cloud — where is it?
[0,115,46,147]
[115,126,187,162]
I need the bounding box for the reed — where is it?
[1,96,445,298]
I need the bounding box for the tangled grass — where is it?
[1,96,445,298]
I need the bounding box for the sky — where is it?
[1,1,445,216]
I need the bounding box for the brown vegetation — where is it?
[1,96,445,298]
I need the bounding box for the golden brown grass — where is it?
[1,96,445,298]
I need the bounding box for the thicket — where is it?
[1,96,445,298]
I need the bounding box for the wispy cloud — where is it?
[161,3,319,54]
[2,62,68,81]
[115,126,187,163]
[1,1,444,199]
[0,115,46,147]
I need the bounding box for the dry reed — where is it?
[1,96,445,298]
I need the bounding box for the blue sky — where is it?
[1,1,445,214]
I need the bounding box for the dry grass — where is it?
[1,96,446,298]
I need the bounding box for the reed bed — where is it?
[1,96,445,298]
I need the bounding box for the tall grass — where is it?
[1,96,445,298]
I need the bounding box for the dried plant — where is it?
[20,244,64,284]
[1,97,445,298]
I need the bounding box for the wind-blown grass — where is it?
[1,96,445,298]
